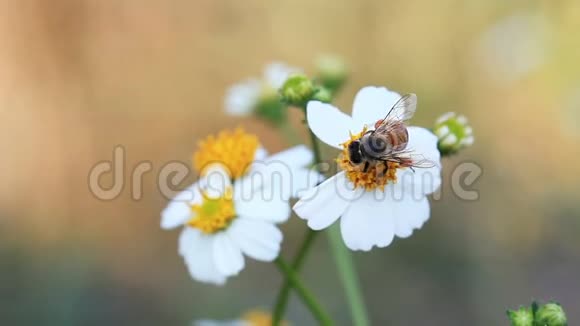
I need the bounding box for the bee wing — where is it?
[375,93,417,133]
[379,150,437,169]
[407,156,438,169]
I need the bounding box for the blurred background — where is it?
[1,0,579,325]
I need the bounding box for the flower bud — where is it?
[279,74,316,107]
[535,302,567,326]
[507,306,534,326]
[315,55,348,93]
[434,112,474,156]
[312,86,333,103]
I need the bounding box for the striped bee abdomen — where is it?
[387,124,409,152]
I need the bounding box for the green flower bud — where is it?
[434,112,474,156]
[279,74,315,107]
[311,86,333,103]
[315,55,347,93]
[507,306,534,326]
[535,303,567,326]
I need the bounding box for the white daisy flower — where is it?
[225,62,300,116]
[293,86,442,251]
[224,78,262,116]
[162,129,318,284]
[475,13,549,84]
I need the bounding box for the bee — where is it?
[347,93,432,173]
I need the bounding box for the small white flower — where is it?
[224,79,262,116]
[475,13,549,83]
[225,62,300,116]
[264,62,299,90]
[293,86,442,251]
[163,129,318,284]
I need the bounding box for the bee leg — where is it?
[382,164,389,176]
[363,161,370,173]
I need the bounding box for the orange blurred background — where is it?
[1,0,579,325]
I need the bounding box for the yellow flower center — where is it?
[242,310,289,326]
[188,189,236,234]
[193,128,259,179]
[337,127,401,191]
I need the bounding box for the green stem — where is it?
[327,224,370,326]
[272,104,370,325]
[274,258,333,326]
[304,108,370,326]
[271,109,324,325]
[303,106,370,325]
[272,107,324,325]
[307,124,323,168]
[272,229,318,325]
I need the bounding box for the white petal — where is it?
[263,62,299,89]
[254,146,268,161]
[397,127,442,195]
[406,127,441,162]
[234,184,291,223]
[242,145,320,201]
[351,86,401,127]
[212,232,245,276]
[293,171,362,230]
[435,125,450,138]
[441,134,458,146]
[264,145,313,168]
[340,191,395,251]
[247,146,269,176]
[179,228,227,285]
[435,112,455,124]
[245,164,322,202]
[307,101,356,149]
[259,166,322,201]
[161,182,200,230]
[464,126,473,136]
[393,218,413,238]
[392,195,430,238]
[288,168,324,199]
[199,164,232,198]
[249,145,313,191]
[224,79,261,116]
[462,135,474,146]
[228,218,282,262]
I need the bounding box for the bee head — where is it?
[347,140,363,164]
[348,140,360,151]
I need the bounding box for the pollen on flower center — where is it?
[193,128,259,179]
[337,127,401,191]
[188,189,236,234]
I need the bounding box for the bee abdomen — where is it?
[388,126,409,152]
